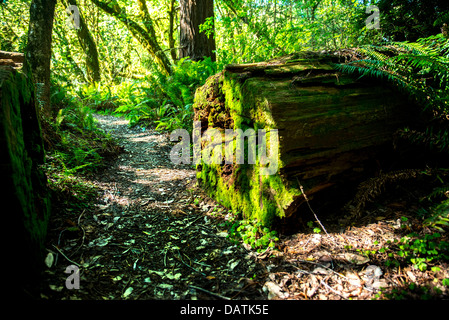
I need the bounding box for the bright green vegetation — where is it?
[42,83,122,213]
[225,218,279,251]
[193,70,302,227]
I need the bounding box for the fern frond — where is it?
[348,169,426,217]
[391,40,439,56]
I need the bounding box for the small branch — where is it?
[189,285,231,300]
[52,245,81,267]
[320,279,347,300]
[297,179,331,238]
[175,250,205,276]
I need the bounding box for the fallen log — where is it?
[193,51,421,226]
[0,51,24,69]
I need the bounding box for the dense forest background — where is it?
[2,0,448,130]
[2,0,449,301]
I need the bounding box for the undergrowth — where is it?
[81,57,216,132]
[42,81,122,212]
[227,218,279,252]
[337,34,449,227]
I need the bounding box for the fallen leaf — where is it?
[97,204,110,211]
[112,275,122,281]
[263,281,287,300]
[312,267,331,275]
[229,260,239,270]
[216,231,228,238]
[343,253,370,265]
[49,284,64,292]
[45,252,54,268]
[166,273,182,280]
[148,270,165,277]
[406,270,416,282]
[158,283,173,289]
[122,287,133,298]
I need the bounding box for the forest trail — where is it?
[41,113,267,300]
[40,114,449,301]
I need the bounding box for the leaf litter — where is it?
[40,114,449,300]
[41,114,266,300]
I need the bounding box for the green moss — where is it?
[195,69,303,226]
[1,68,50,272]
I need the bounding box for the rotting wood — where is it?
[0,51,24,69]
[193,51,422,226]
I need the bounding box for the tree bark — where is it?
[63,0,101,83]
[1,66,51,298]
[24,0,57,117]
[168,0,178,62]
[179,0,216,62]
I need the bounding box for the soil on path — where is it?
[40,114,267,300]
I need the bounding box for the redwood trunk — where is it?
[179,0,216,62]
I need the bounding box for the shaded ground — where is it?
[40,114,448,301]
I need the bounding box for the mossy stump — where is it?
[0,65,51,297]
[193,52,420,227]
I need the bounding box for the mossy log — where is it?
[0,65,50,297]
[193,52,420,226]
[0,51,24,69]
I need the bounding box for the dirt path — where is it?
[41,114,267,300]
[40,114,449,301]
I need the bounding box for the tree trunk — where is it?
[1,66,51,298]
[193,52,421,226]
[168,0,178,62]
[63,0,101,83]
[24,0,57,117]
[179,0,216,62]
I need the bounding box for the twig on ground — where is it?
[175,250,206,276]
[298,181,330,237]
[52,244,81,267]
[320,279,347,300]
[189,285,231,300]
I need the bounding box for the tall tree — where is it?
[179,0,216,62]
[168,0,178,62]
[25,0,57,116]
[62,0,101,83]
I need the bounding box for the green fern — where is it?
[335,34,449,121]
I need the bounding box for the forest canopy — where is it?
[4,0,446,87]
[2,0,447,129]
